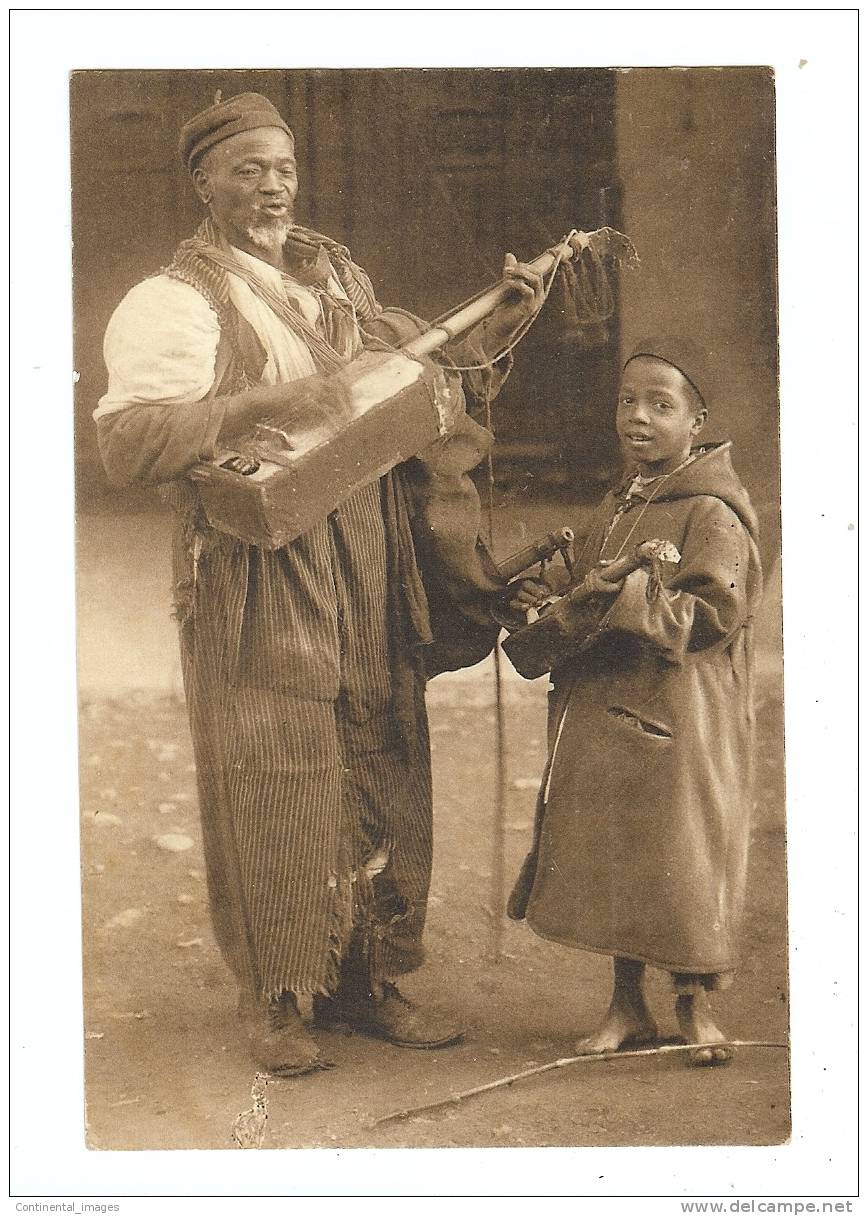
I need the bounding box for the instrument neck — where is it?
[400,244,567,359]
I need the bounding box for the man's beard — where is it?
[245,217,291,253]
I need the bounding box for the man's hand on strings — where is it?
[483,253,546,355]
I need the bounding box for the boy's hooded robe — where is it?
[512,441,763,978]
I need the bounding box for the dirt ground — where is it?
[76,504,789,1151]
[79,683,789,1153]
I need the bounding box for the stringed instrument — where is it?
[189,228,636,549]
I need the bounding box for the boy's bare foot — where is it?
[675,992,735,1066]
[574,957,658,1055]
[574,1002,659,1055]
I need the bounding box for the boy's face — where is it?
[616,356,707,477]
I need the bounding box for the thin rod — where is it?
[489,642,507,963]
[368,1041,790,1128]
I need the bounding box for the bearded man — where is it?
[95,92,543,1074]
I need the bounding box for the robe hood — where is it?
[617,441,760,545]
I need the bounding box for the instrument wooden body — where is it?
[190,349,455,549]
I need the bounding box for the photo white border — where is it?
[8,6,859,1203]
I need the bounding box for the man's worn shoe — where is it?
[313,981,464,1049]
[237,992,326,1076]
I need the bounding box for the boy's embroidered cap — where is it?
[623,336,713,409]
[179,92,294,171]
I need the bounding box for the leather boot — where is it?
[312,926,463,1049]
[237,990,325,1075]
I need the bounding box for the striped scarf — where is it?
[163,216,381,373]
[283,223,381,323]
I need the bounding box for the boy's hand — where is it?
[584,566,625,596]
[506,577,553,612]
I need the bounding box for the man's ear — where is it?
[690,408,708,436]
[191,165,212,206]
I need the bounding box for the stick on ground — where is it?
[368,1040,789,1128]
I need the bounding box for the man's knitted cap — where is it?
[623,335,713,410]
[179,92,294,171]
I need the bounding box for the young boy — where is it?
[506,337,763,1065]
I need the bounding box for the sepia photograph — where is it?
[8,7,857,1201]
[71,63,787,1151]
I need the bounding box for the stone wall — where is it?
[615,67,779,566]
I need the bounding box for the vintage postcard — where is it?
[9,7,857,1204]
[71,61,786,1152]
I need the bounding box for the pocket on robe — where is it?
[607,704,674,740]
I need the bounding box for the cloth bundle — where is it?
[550,227,639,348]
